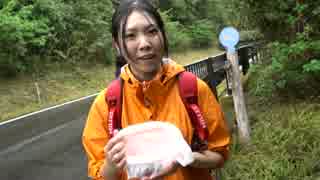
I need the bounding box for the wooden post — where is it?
[226,52,251,144]
[34,82,42,104]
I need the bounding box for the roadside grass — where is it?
[172,47,221,65]
[221,98,320,180]
[0,62,115,122]
[218,68,320,179]
[0,46,220,122]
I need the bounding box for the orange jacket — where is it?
[82,60,230,180]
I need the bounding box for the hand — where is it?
[103,130,127,175]
[142,161,180,180]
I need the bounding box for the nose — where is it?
[138,35,151,51]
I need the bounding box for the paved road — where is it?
[0,117,90,180]
[4,142,89,180]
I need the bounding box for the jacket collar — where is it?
[119,58,185,87]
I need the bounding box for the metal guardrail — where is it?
[185,42,261,97]
[184,42,262,180]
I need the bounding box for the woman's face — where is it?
[119,10,164,80]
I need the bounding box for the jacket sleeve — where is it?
[197,79,231,161]
[82,90,109,180]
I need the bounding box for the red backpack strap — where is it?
[105,78,123,138]
[178,71,209,151]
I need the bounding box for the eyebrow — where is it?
[126,24,157,32]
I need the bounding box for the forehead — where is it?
[126,11,157,31]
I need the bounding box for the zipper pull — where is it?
[142,81,149,92]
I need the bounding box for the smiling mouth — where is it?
[139,54,156,60]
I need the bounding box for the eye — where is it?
[148,28,159,35]
[125,33,136,40]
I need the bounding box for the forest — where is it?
[0,0,319,179]
[1,0,319,97]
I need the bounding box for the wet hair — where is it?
[111,0,169,59]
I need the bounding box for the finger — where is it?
[105,134,124,152]
[111,148,126,163]
[109,141,125,157]
[113,129,119,136]
[116,156,127,169]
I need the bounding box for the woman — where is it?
[82,0,230,179]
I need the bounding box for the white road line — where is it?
[0,93,98,126]
[0,119,75,156]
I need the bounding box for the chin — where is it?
[140,65,160,74]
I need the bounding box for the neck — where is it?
[129,65,161,82]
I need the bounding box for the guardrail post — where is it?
[206,59,218,99]
[224,61,233,96]
[238,47,250,74]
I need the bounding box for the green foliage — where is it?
[235,0,320,41]
[161,10,216,51]
[0,0,114,77]
[187,19,215,48]
[237,0,320,99]
[303,59,320,73]
[248,25,320,98]
[159,0,225,37]
[0,0,50,76]
[158,0,228,51]
[60,0,113,64]
[160,10,191,52]
[239,30,263,42]
[248,64,276,98]
[271,37,319,94]
[159,0,208,23]
[1,0,224,77]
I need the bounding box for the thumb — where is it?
[113,129,119,136]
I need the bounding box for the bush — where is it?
[248,30,320,99]
[58,0,113,65]
[161,10,192,52]
[270,34,319,96]
[187,19,215,48]
[0,0,50,76]
[248,64,276,98]
[235,0,320,41]
[161,11,217,52]
[239,30,263,43]
[0,0,114,77]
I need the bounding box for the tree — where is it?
[234,0,320,41]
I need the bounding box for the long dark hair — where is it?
[112,0,169,77]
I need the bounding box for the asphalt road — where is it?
[0,117,90,180]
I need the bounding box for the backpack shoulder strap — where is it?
[178,71,209,151]
[105,78,123,138]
